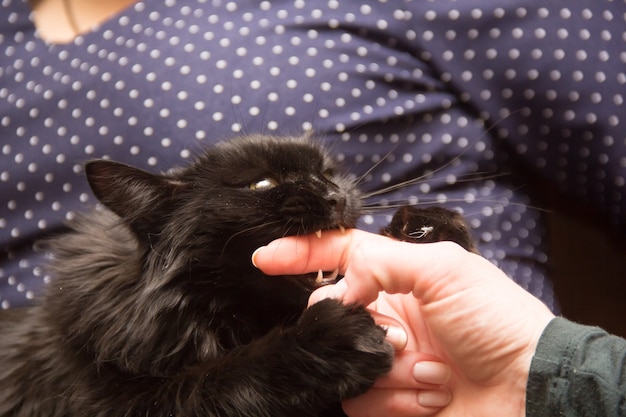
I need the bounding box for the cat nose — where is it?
[327,192,346,213]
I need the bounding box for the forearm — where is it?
[526,317,626,417]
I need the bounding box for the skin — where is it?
[252,229,555,417]
[29,0,136,43]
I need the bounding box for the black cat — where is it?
[0,134,474,417]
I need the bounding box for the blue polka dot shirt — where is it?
[2,0,626,312]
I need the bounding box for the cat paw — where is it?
[295,299,393,400]
[382,205,478,253]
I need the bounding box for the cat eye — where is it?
[322,169,334,179]
[249,178,278,191]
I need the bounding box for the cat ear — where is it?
[85,160,183,237]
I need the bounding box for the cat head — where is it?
[85,134,361,282]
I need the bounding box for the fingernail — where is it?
[381,325,407,350]
[251,246,266,268]
[417,390,451,408]
[412,361,451,385]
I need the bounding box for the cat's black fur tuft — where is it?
[0,134,475,417]
[382,205,479,253]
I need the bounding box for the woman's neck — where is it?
[29,0,137,44]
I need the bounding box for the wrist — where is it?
[510,315,555,417]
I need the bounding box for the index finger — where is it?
[252,230,356,276]
[251,229,469,306]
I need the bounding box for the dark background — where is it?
[547,203,626,338]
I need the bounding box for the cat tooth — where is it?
[338,225,346,234]
[315,230,322,239]
[316,269,324,284]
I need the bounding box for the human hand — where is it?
[344,294,454,416]
[253,229,555,417]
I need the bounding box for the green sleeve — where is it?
[526,317,626,417]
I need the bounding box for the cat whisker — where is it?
[288,219,306,239]
[357,112,522,199]
[360,171,510,200]
[361,197,551,214]
[353,145,398,187]
[220,220,286,256]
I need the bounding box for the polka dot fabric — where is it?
[1,0,624,311]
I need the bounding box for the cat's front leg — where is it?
[293,298,394,402]
[174,299,392,417]
[382,205,478,253]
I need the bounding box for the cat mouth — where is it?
[314,269,340,286]
[302,225,346,287]
[287,269,340,291]
[314,224,346,239]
